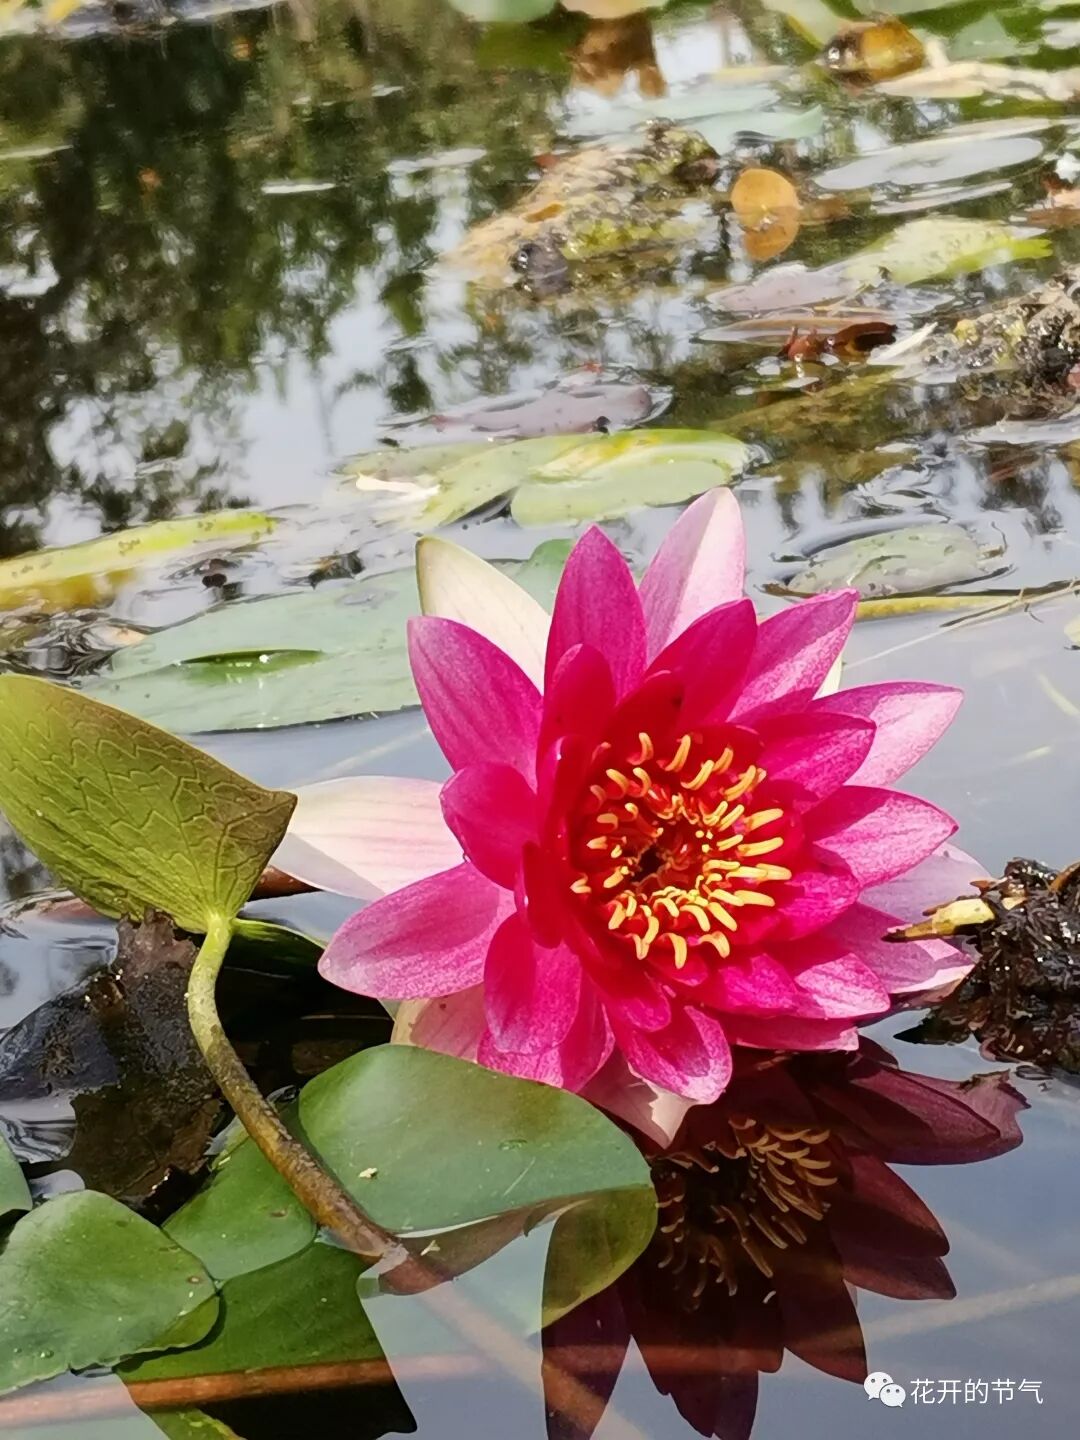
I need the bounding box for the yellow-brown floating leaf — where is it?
[731,167,800,227]
[822,17,925,83]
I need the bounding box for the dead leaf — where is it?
[829,320,898,358]
[822,17,925,83]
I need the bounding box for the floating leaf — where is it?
[163,1045,655,1319]
[822,16,925,81]
[815,123,1045,195]
[564,83,779,139]
[511,430,750,525]
[694,104,824,155]
[0,675,295,931]
[123,1243,380,1382]
[780,524,1002,598]
[0,1191,217,1395]
[844,216,1051,285]
[708,261,862,314]
[876,59,1080,102]
[0,1133,30,1221]
[85,546,566,732]
[0,511,277,614]
[379,373,666,444]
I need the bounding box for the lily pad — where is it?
[844,216,1051,285]
[123,1243,380,1382]
[379,374,666,444]
[0,510,277,614]
[780,524,1002,598]
[0,1191,217,1395]
[0,1133,30,1221]
[164,1045,655,1321]
[84,543,566,732]
[511,430,750,525]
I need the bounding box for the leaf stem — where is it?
[186,918,647,1440]
[187,916,394,1262]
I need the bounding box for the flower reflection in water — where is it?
[542,1041,1025,1440]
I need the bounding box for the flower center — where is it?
[650,1118,837,1307]
[569,729,793,970]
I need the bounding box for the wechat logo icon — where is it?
[866,1372,907,1408]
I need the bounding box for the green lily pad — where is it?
[782,524,1004,598]
[0,510,277,614]
[0,1191,217,1395]
[123,1243,380,1382]
[512,430,749,525]
[164,1046,655,1322]
[0,676,295,932]
[0,1134,30,1222]
[84,544,567,733]
[845,216,1051,285]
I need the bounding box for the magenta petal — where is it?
[702,951,803,1015]
[539,643,616,761]
[484,911,582,1053]
[639,489,746,658]
[646,597,757,726]
[408,615,541,778]
[545,528,645,699]
[732,590,857,723]
[478,980,612,1091]
[615,1005,733,1102]
[769,863,861,941]
[724,1013,858,1051]
[808,785,957,889]
[319,862,513,998]
[440,763,536,889]
[825,902,972,995]
[814,681,962,786]
[756,711,875,803]
[783,945,891,1019]
[863,842,985,919]
[393,988,485,1061]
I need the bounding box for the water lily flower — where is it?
[276,490,978,1125]
[540,1043,1025,1440]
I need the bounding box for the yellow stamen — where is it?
[605,768,631,796]
[683,759,715,792]
[707,901,738,931]
[739,835,785,858]
[607,903,626,930]
[668,933,688,969]
[683,903,711,933]
[701,931,731,959]
[663,734,693,773]
[745,807,784,832]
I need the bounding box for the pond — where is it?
[1,0,1080,1436]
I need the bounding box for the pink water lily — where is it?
[276,491,978,1126]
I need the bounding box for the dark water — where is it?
[2,0,1080,1435]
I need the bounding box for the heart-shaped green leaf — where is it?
[164,1045,655,1320]
[0,1191,218,1395]
[0,676,295,932]
[122,1243,381,1382]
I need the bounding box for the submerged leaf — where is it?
[0,1191,217,1394]
[0,676,295,931]
[0,511,277,614]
